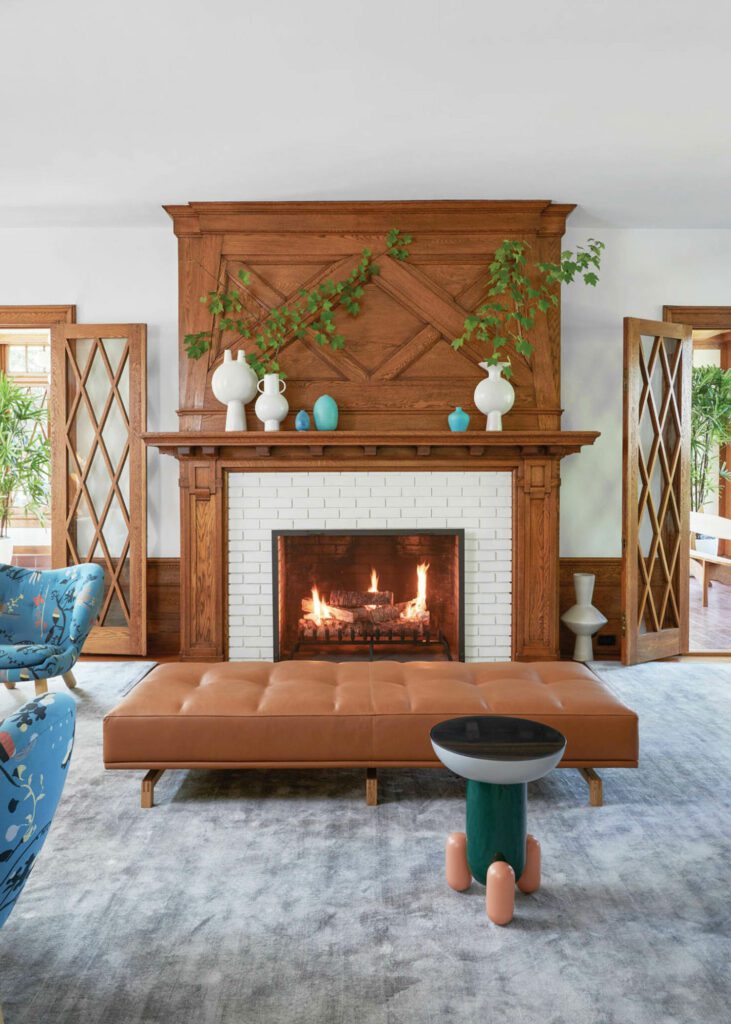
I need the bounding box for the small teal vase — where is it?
[295,409,310,431]
[448,406,470,432]
[313,394,339,431]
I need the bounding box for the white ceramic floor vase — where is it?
[561,573,608,662]
[474,361,515,431]
[211,349,259,432]
[255,373,289,431]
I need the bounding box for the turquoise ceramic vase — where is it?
[313,394,339,431]
[295,409,310,431]
[448,406,470,432]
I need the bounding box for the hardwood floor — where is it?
[689,576,731,652]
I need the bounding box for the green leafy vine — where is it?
[185,229,413,376]
[451,238,605,376]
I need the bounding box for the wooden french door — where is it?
[50,324,147,654]
[622,318,692,664]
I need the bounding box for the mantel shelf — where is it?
[143,429,599,463]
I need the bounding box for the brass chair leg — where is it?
[2,681,16,690]
[34,679,49,697]
[63,670,78,690]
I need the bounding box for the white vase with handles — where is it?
[473,361,515,431]
[255,373,289,431]
[211,349,258,431]
[561,573,608,662]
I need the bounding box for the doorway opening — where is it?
[665,307,731,654]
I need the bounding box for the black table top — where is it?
[430,715,566,762]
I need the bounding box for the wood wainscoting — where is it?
[559,558,622,660]
[147,558,181,656]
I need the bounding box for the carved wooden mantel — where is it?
[145,430,598,662]
[159,199,595,664]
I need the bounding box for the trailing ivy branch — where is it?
[184,229,412,376]
[451,238,605,377]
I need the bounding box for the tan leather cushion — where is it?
[103,661,638,769]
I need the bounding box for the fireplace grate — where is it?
[291,628,453,661]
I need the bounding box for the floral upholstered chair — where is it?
[0,691,76,1022]
[0,564,104,697]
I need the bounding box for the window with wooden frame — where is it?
[0,307,75,553]
[0,328,51,526]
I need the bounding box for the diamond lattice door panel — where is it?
[622,317,692,664]
[50,324,147,654]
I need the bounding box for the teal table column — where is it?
[466,779,527,884]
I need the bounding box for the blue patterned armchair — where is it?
[0,691,76,1022]
[0,564,104,697]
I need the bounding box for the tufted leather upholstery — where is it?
[103,661,638,769]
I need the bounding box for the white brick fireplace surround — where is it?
[228,471,512,662]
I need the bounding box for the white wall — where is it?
[2,223,730,559]
[0,224,179,555]
[560,228,731,557]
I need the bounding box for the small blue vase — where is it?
[295,409,310,431]
[448,406,470,432]
[313,394,339,431]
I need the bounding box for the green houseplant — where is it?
[0,372,50,556]
[451,238,605,372]
[184,228,412,377]
[690,364,731,531]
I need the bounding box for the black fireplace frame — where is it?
[271,527,466,662]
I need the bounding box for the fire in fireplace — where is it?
[273,529,464,661]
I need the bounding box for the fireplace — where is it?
[273,529,465,661]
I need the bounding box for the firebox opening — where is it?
[273,529,465,662]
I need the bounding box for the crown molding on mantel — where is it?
[163,200,577,238]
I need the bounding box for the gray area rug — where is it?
[0,660,729,1024]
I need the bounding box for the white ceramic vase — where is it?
[211,349,259,431]
[255,373,289,431]
[474,361,515,431]
[561,573,608,662]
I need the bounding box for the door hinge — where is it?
[621,612,627,637]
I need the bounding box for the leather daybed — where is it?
[103,660,638,808]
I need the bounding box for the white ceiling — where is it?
[2,0,730,229]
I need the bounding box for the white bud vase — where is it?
[211,349,258,431]
[474,361,515,431]
[561,573,608,662]
[255,373,289,431]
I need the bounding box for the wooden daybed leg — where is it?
[366,768,378,806]
[34,678,49,697]
[63,670,78,690]
[578,767,603,807]
[3,681,16,689]
[141,769,165,809]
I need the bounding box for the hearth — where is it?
[273,529,465,661]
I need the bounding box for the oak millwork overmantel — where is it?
[159,199,595,663]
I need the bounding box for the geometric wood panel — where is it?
[165,201,575,433]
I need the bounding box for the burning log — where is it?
[297,614,431,643]
[301,598,404,623]
[329,589,393,608]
